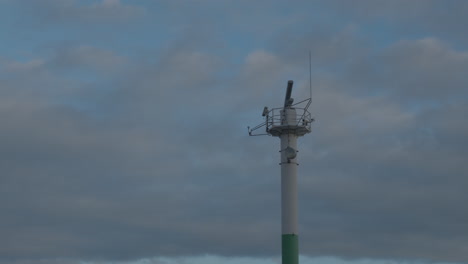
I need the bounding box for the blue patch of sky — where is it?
[0,2,164,61]
[0,3,39,61]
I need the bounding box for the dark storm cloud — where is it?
[1,1,468,264]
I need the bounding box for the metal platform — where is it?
[248,105,313,137]
[266,107,312,137]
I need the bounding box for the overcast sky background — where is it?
[1,1,467,264]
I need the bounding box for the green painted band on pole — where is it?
[282,234,298,264]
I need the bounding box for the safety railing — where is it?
[266,107,312,133]
[248,98,314,137]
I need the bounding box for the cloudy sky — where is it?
[1,1,467,264]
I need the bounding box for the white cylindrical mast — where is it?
[280,108,299,264]
[281,132,298,235]
[248,80,312,264]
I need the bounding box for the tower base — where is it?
[282,234,298,264]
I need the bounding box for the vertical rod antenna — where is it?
[309,50,312,101]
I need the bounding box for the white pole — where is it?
[281,133,298,235]
[280,108,299,264]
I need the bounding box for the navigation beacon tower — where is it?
[248,80,313,264]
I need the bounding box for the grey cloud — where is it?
[17,0,145,25]
[48,45,126,73]
[0,44,281,262]
[0,58,81,105]
[272,25,366,70]
[379,38,468,100]
[293,68,468,262]
[346,38,468,102]
[320,0,468,44]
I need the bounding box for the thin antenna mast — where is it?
[309,51,312,101]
